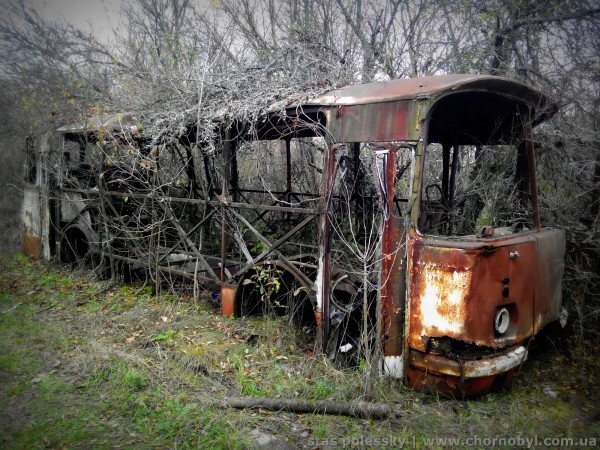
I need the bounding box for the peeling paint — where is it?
[314,257,324,311]
[419,265,471,336]
[21,186,50,259]
[383,355,404,379]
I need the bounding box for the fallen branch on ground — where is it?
[0,302,21,314]
[225,396,401,420]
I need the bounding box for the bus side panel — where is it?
[534,228,566,332]
[22,185,50,259]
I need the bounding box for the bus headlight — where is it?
[494,307,510,335]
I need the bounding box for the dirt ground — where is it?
[1,255,599,449]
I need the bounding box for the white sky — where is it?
[26,0,123,42]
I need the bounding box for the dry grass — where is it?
[1,255,599,448]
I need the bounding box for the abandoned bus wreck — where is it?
[21,74,565,397]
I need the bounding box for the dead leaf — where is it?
[31,374,46,384]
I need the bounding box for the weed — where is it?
[314,421,328,440]
[242,265,282,304]
[39,274,59,287]
[6,381,29,397]
[80,299,102,313]
[159,294,178,303]
[14,253,28,263]
[0,354,36,374]
[239,375,265,397]
[314,380,334,400]
[195,411,252,449]
[84,360,122,388]
[152,330,176,341]
[123,369,149,392]
[36,376,76,400]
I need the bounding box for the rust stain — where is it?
[408,228,537,352]
[314,310,322,326]
[23,232,42,259]
[221,286,236,317]
[407,365,515,398]
[405,224,563,396]
[327,101,411,143]
[417,263,470,338]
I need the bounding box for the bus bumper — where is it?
[407,345,528,397]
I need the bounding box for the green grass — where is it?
[1,254,599,449]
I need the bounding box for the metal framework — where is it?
[21,75,565,397]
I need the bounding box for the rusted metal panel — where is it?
[317,143,338,351]
[407,364,516,398]
[407,228,537,352]
[534,229,566,332]
[405,223,565,396]
[378,146,407,377]
[409,345,527,378]
[221,285,235,317]
[303,75,556,126]
[22,187,42,258]
[325,101,413,143]
[309,75,550,108]
[380,213,405,356]
[21,186,50,259]
[23,232,42,259]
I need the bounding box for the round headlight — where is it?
[494,307,510,335]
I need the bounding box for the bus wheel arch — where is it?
[232,261,317,330]
[60,225,95,264]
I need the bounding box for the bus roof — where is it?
[57,75,556,135]
[304,74,556,124]
[57,112,139,134]
[310,74,549,105]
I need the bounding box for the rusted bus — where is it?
[396,77,564,397]
[305,75,563,396]
[21,75,565,397]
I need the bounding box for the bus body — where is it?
[21,75,565,397]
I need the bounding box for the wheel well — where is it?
[60,226,90,263]
[234,264,316,328]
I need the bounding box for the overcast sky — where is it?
[27,0,123,42]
